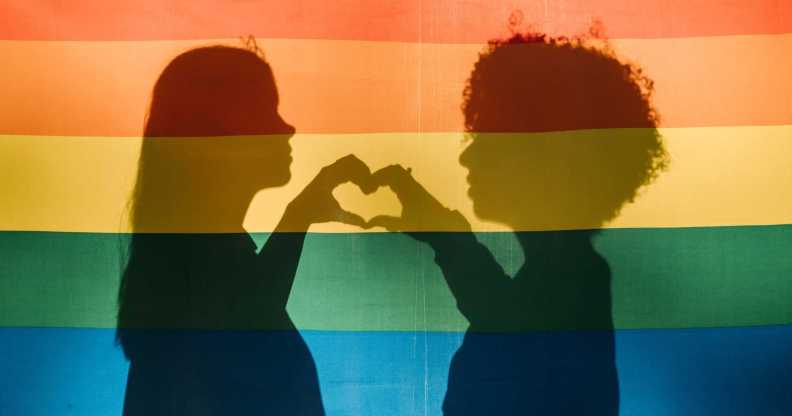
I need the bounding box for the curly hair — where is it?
[461,31,668,227]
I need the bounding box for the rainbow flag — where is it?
[1,1,791,415]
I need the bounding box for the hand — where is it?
[281,154,375,231]
[366,165,470,236]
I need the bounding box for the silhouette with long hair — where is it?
[369,32,668,414]
[116,45,373,415]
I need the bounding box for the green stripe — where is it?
[1,225,790,331]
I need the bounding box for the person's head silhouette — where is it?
[132,45,295,232]
[117,45,331,416]
[459,33,667,231]
[145,45,294,138]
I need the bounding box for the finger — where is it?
[366,215,406,232]
[372,164,441,208]
[370,165,416,194]
[323,154,376,193]
[335,209,367,228]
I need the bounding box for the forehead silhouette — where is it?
[463,34,657,133]
[145,46,280,137]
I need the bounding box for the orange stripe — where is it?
[1,35,790,136]
[4,0,791,41]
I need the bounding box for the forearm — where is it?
[254,207,310,309]
[424,231,513,327]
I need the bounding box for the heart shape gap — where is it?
[332,182,402,224]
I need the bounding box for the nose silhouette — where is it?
[459,137,476,171]
[281,120,296,136]
[274,112,296,136]
[258,110,296,136]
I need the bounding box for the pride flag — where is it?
[1,1,791,415]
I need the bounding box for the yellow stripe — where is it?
[2,126,791,233]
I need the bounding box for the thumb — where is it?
[366,215,406,232]
[335,208,367,229]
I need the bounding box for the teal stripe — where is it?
[1,225,791,331]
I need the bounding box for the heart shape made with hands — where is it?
[329,164,464,233]
[332,181,402,227]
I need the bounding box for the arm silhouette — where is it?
[255,154,374,311]
[369,165,514,328]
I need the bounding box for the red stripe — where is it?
[4,0,792,42]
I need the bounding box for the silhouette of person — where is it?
[369,33,667,415]
[116,45,374,415]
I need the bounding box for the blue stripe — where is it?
[1,326,790,415]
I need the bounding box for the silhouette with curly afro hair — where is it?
[369,29,667,415]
